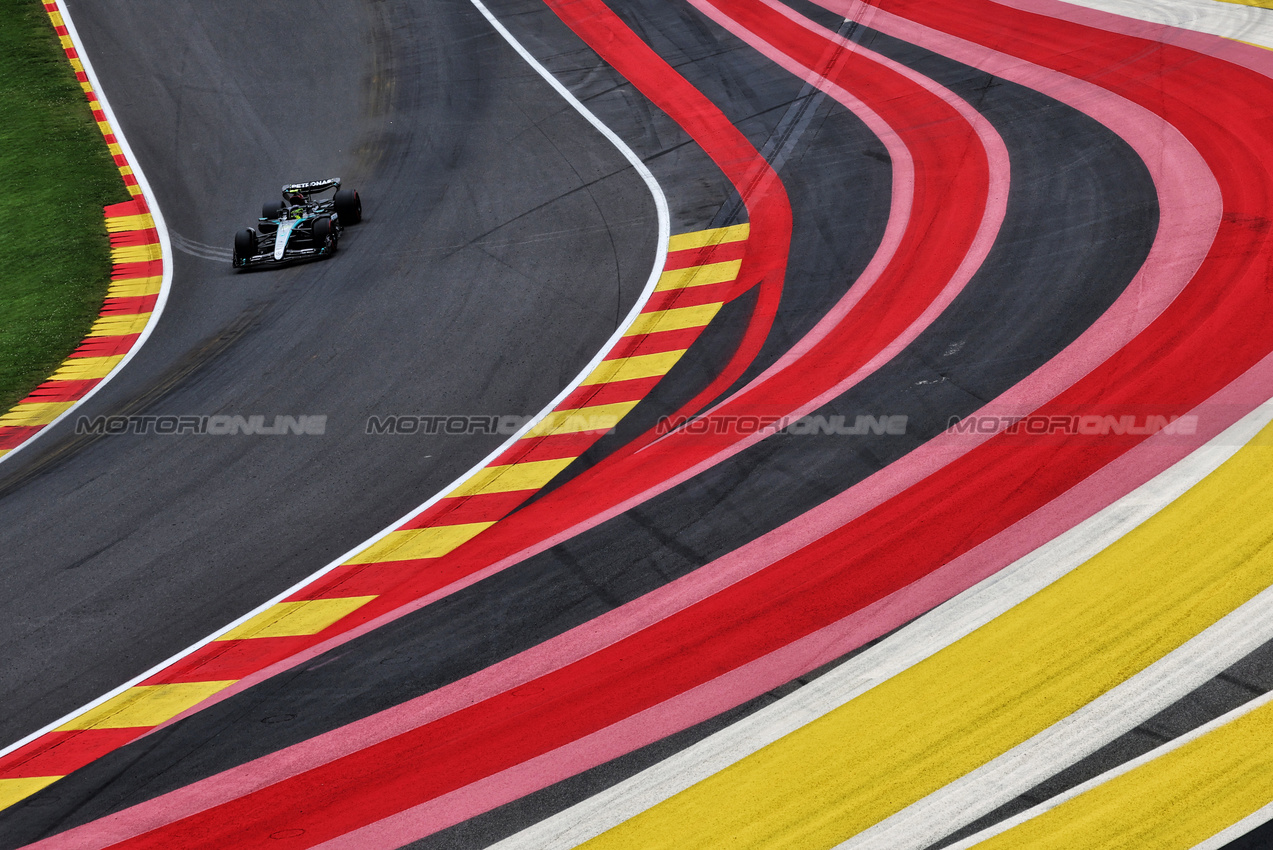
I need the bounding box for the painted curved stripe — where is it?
[846,540,1273,848]
[0,0,673,815]
[1045,0,1273,49]
[266,0,1211,725]
[399,27,1213,635]
[544,0,1000,481]
[680,0,1005,418]
[256,0,1001,664]
[946,690,1273,848]
[0,1,171,465]
[0,11,1008,850]
[482,354,1273,849]
[564,396,1273,847]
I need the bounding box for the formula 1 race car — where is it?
[232,178,362,269]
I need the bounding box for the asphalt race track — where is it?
[6,0,1273,847]
[0,0,661,759]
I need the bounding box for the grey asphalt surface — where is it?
[0,0,1163,845]
[0,0,670,753]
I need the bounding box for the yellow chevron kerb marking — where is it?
[667,223,750,251]
[105,213,155,232]
[217,597,377,641]
[0,401,75,428]
[110,243,162,264]
[49,354,124,381]
[624,303,724,337]
[346,522,495,565]
[449,457,578,498]
[88,312,151,337]
[107,275,163,298]
[56,681,235,731]
[524,401,640,438]
[582,350,687,385]
[0,777,61,811]
[654,260,742,292]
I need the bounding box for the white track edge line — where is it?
[0,0,670,761]
[0,0,175,469]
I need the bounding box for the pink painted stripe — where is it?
[676,0,1009,422]
[40,344,1273,850]
[134,0,1214,748]
[451,0,1219,595]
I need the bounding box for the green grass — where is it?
[0,0,130,415]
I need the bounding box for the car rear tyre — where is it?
[334,188,361,224]
[233,228,258,267]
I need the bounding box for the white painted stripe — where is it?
[0,0,173,468]
[845,577,1273,849]
[1062,0,1273,49]
[1193,799,1273,850]
[0,0,670,764]
[943,690,1273,849]
[491,397,1273,849]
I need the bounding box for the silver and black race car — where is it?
[232,178,362,269]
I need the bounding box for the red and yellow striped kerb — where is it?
[0,224,747,811]
[0,3,163,460]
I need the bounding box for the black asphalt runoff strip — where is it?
[0,0,1160,842]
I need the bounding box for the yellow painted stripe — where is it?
[69,57,83,73]
[88,312,151,337]
[448,457,577,498]
[126,184,143,197]
[667,224,750,252]
[216,596,377,641]
[0,776,61,811]
[47,9,64,26]
[586,419,1273,849]
[48,354,124,381]
[105,213,154,232]
[581,350,686,385]
[624,303,723,337]
[110,243,161,264]
[345,522,495,565]
[0,449,8,458]
[654,260,742,292]
[96,120,112,135]
[57,681,235,731]
[108,275,163,298]
[0,401,75,427]
[57,34,72,50]
[1214,0,1273,8]
[979,697,1273,848]
[107,142,123,156]
[523,401,640,438]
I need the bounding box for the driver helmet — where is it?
[284,188,305,207]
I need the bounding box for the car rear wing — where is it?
[282,178,341,196]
